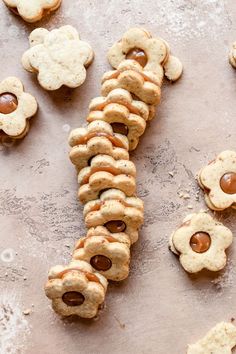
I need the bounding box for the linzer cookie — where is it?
[101,60,161,105]
[22,26,94,90]
[198,150,236,211]
[84,198,144,244]
[69,121,129,171]
[89,88,155,121]
[187,322,236,354]
[107,28,183,82]
[45,260,108,319]
[87,103,146,150]
[73,228,131,281]
[170,212,233,273]
[3,0,62,22]
[0,77,37,140]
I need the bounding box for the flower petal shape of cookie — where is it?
[22,26,94,90]
[73,232,130,281]
[78,154,136,186]
[3,0,61,22]
[170,212,233,273]
[89,88,155,121]
[45,260,108,319]
[69,121,129,171]
[101,60,161,105]
[0,77,37,139]
[187,322,236,354]
[84,198,144,244]
[87,103,146,150]
[198,150,236,210]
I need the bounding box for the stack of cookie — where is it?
[45,28,183,319]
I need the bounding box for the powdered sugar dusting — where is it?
[0,292,30,354]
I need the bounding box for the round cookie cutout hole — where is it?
[62,291,85,307]
[126,48,148,67]
[90,255,112,271]
[104,220,126,233]
[190,232,211,253]
[111,123,128,136]
[0,93,18,115]
[220,172,236,194]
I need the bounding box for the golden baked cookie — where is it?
[69,121,129,171]
[45,260,108,319]
[170,212,233,273]
[3,0,61,22]
[22,26,94,90]
[198,150,236,211]
[0,77,37,139]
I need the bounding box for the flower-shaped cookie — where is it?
[0,77,37,139]
[84,198,144,244]
[73,231,131,281]
[187,322,236,354]
[78,170,136,204]
[22,26,94,90]
[3,0,61,22]
[45,260,108,319]
[170,212,233,273]
[107,28,183,82]
[198,150,236,211]
[78,154,136,186]
[89,88,155,121]
[87,103,146,150]
[101,60,161,105]
[229,42,236,68]
[69,121,129,171]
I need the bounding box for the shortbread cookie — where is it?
[89,88,155,121]
[45,260,108,318]
[69,121,129,171]
[22,26,94,90]
[101,60,161,105]
[3,0,61,22]
[78,170,136,203]
[170,212,233,273]
[229,42,236,68]
[78,154,136,186]
[84,198,144,244]
[107,27,183,82]
[87,103,146,150]
[198,150,236,211]
[187,322,236,354]
[0,77,37,139]
[73,231,130,281]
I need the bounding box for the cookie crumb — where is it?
[23,309,31,316]
[168,171,174,177]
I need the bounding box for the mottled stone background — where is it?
[0,0,236,353]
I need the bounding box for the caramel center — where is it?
[220,172,236,194]
[190,232,211,253]
[0,93,18,114]
[105,220,126,233]
[111,123,129,136]
[126,48,148,67]
[90,255,112,271]
[62,291,85,307]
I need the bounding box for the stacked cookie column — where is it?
[45,28,182,319]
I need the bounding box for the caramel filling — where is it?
[62,291,85,307]
[126,48,148,67]
[111,123,128,136]
[220,172,236,194]
[105,220,126,233]
[76,132,126,149]
[57,268,100,284]
[90,255,112,271]
[190,232,211,253]
[0,93,18,114]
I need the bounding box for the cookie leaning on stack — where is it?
[45,28,183,319]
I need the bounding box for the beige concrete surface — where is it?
[0,0,236,353]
